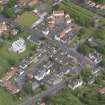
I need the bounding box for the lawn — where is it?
[0,40,35,75]
[16,12,38,28]
[0,88,18,105]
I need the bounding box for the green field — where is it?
[58,0,96,27]
[16,12,38,27]
[0,88,18,105]
[0,40,35,105]
[0,39,35,75]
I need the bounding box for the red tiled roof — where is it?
[0,67,19,94]
[1,67,17,81]
[99,87,105,94]
[2,81,19,94]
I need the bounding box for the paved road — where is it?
[18,80,66,105]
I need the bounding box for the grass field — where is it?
[0,39,35,75]
[0,88,18,105]
[16,12,38,27]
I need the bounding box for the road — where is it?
[18,80,66,105]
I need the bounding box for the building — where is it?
[0,21,8,35]
[1,81,20,94]
[46,74,63,86]
[53,10,65,18]
[34,68,50,81]
[0,67,20,94]
[11,29,19,36]
[89,52,102,64]
[47,10,72,28]
[99,87,105,94]
[10,38,26,54]
[42,28,49,36]
[65,14,72,24]
[68,79,83,90]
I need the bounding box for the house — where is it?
[46,74,63,86]
[11,29,19,36]
[99,87,105,94]
[34,68,50,81]
[47,10,72,28]
[89,52,102,64]
[68,79,83,90]
[42,28,49,36]
[53,10,65,18]
[65,14,72,24]
[1,81,20,94]
[10,38,26,54]
[0,67,20,94]
[0,67,17,81]
[0,21,8,35]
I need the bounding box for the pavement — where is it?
[18,80,66,105]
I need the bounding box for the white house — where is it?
[10,38,26,54]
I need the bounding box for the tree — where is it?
[80,66,92,83]
[23,81,33,95]
[8,0,16,7]
[78,44,93,55]
[94,0,105,4]
[3,7,15,18]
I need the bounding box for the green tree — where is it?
[3,7,15,18]
[8,0,16,7]
[78,44,93,55]
[80,66,92,83]
[23,81,33,95]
